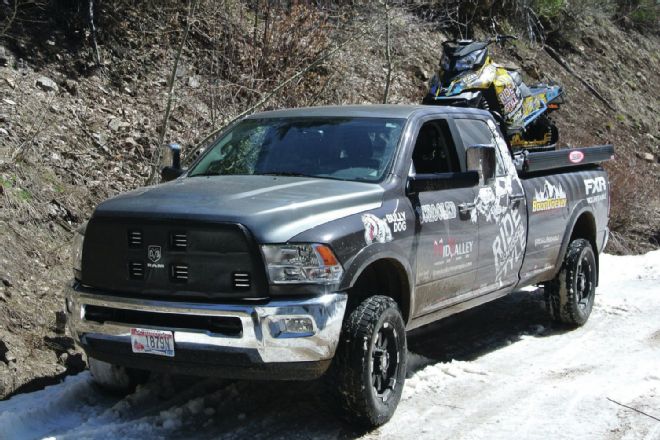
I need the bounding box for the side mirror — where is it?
[160,143,185,182]
[466,144,496,185]
[408,171,479,193]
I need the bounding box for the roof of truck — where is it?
[246,104,491,120]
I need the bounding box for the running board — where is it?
[514,144,614,175]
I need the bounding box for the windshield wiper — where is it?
[260,172,313,178]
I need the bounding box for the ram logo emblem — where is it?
[147,245,162,263]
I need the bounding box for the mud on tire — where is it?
[327,295,407,428]
[544,238,597,326]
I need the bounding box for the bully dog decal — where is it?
[362,213,393,246]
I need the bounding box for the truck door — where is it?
[410,119,479,318]
[455,118,528,292]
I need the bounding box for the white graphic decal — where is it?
[534,235,561,248]
[493,208,526,284]
[569,150,584,163]
[361,213,393,245]
[584,176,607,204]
[471,174,513,224]
[433,238,474,260]
[384,202,407,232]
[532,180,567,212]
[421,202,457,224]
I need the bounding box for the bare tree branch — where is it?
[147,0,199,184]
[382,1,393,104]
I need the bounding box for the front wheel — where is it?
[88,357,150,394]
[544,238,597,326]
[329,295,407,427]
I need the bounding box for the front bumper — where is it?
[66,284,347,380]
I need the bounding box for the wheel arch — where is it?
[341,246,414,325]
[553,205,599,284]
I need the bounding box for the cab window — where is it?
[411,120,460,174]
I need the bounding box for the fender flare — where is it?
[339,243,415,324]
[550,201,597,280]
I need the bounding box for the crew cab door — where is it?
[408,118,479,317]
[456,118,528,292]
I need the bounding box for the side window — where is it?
[455,118,506,177]
[411,120,460,174]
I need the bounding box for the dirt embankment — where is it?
[0,3,658,399]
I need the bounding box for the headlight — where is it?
[261,244,343,285]
[72,221,87,278]
[455,49,485,71]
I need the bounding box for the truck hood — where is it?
[93,175,384,243]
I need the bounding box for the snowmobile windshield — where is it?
[188,117,406,182]
[453,48,487,72]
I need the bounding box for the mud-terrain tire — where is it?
[545,239,597,326]
[88,357,149,394]
[328,295,407,427]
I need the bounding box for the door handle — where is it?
[458,202,476,215]
[509,194,525,206]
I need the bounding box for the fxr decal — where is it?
[532,180,567,212]
[584,176,607,204]
[361,213,393,245]
[420,202,457,224]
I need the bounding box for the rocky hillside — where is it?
[0,1,658,399]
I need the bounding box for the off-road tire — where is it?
[545,239,597,326]
[88,357,150,394]
[328,295,407,427]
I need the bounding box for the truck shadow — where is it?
[173,286,574,439]
[406,286,570,369]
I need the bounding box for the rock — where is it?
[63,79,78,96]
[55,311,67,334]
[175,64,188,78]
[413,65,429,81]
[0,46,8,66]
[108,118,129,131]
[1,277,12,287]
[639,152,655,163]
[4,77,15,89]
[188,75,201,88]
[0,128,8,136]
[0,113,9,123]
[0,340,9,364]
[36,76,59,92]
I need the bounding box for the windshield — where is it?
[188,117,405,182]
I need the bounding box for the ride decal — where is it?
[493,207,526,284]
[584,176,607,204]
[420,202,457,224]
[532,180,567,213]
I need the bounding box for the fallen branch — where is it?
[607,397,660,422]
[544,45,616,112]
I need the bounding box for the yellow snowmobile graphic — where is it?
[423,35,563,150]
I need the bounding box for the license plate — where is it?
[130,328,174,357]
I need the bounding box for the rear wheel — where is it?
[88,357,150,394]
[328,295,407,427]
[544,239,597,326]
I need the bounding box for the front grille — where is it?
[232,272,251,290]
[84,305,243,336]
[128,230,142,247]
[170,264,188,283]
[170,232,187,250]
[128,262,144,279]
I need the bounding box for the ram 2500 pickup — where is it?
[66,105,611,426]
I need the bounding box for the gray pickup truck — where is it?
[66,105,611,426]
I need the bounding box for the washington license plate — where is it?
[130,328,174,357]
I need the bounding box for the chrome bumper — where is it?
[66,285,347,363]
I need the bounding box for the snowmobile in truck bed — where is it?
[423,35,564,151]
[67,105,612,428]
